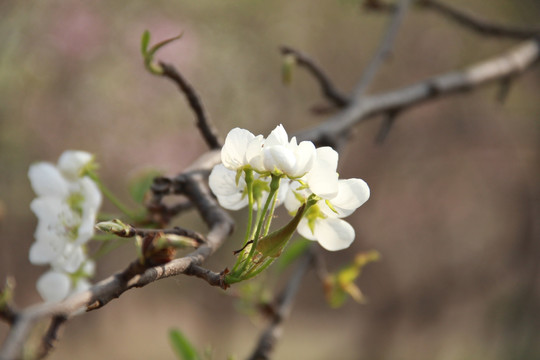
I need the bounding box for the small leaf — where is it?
[148,32,184,58]
[141,30,151,56]
[129,170,163,205]
[281,54,296,85]
[169,329,200,360]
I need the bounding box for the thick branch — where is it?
[159,61,222,150]
[297,40,540,145]
[421,0,540,40]
[247,251,313,360]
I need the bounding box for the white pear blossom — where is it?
[209,164,289,211]
[221,128,261,170]
[247,125,316,178]
[285,178,370,251]
[209,124,370,253]
[28,150,101,302]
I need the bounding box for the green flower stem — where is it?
[249,175,281,255]
[88,172,140,220]
[262,183,280,237]
[231,169,254,274]
[243,258,274,280]
[243,169,255,245]
[233,175,280,278]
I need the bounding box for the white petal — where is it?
[289,140,316,177]
[306,147,339,198]
[36,271,71,302]
[209,164,245,197]
[296,218,317,241]
[246,135,265,172]
[263,146,296,174]
[77,177,102,211]
[28,163,70,198]
[83,260,96,277]
[265,124,288,147]
[306,166,338,198]
[29,241,57,265]
[221,128,255,170]
[52,243,86,273]
[216,193,248,210]
[322,178,370,218]
[284,181,307,213]
[314,147,338,172]
[57,150,93,180]
[75,216,95,244]
[31,197,79,242]
[314,218,355,251]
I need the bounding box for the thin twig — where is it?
[247,250,313,360]
[352,0,412,100]
[280,46,350,107]
[375,109,399,144]
[420,0,540,40]
[159,61,222,150]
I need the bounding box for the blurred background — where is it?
[1,0,539,359]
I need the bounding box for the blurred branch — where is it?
[247,250,313,360]
[297,39,540,146]
[420,0,540,40]
[352,0,412,100]
[279,46,349,107]
[36,315,66,360]
[159,61,222,150]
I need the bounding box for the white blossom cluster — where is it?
[28,151,101,302]
[209,125,370,251]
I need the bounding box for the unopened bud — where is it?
[95,219,132,236]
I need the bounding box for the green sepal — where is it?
[256,203,306,258]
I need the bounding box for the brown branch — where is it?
[159,61,222,150]
[352,0,412,100]
[297,39,540,146]
[420,0,540,40]
[36,315,66,360]
[0,306,17,326]
[247,250,313,360]
[279,46,350,107]
[375,109,399,144]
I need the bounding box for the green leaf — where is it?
[148,32,184,58]
[128,170,163,205]
[141,30,151,56]
[169,329,200,360]
[276,238,311,272]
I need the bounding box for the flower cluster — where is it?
[209,124,370,258]
[28,151,101,302]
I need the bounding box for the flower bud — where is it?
[95,219,132,236]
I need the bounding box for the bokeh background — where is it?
[1,1,539,359]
